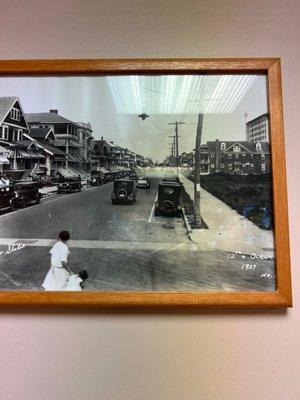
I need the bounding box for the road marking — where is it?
[166,243,185,252]
[148,195,157,223]
[150,244,167,254]
[0,238,193,252]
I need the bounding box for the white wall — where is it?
[1,1,300,399]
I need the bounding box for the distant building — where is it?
[202,140,270,175]
[246,113,269,143]
[178,139,270,175]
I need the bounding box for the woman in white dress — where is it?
[42,231,71,290]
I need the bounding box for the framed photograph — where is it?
[0,58,292,307]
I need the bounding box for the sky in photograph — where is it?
[0,74,268,162]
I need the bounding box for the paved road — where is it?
[0,172,275,291]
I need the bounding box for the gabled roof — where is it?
[29,127,55,140]
[0,97,29,131]
[92,139,111,153]
[0,97,18,125]
[26,112,79,126]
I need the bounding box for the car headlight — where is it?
[14,191,19,198]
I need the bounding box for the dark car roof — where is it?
[114,178,133,183]
[159,181,181,187]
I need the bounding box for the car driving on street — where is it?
[136,177,151,189]
[111,178,137,204]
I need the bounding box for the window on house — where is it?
[228,164,232,170]
[261,154,265,160]
[242,164,246,169]
[242,154,246,158]
[211,154,214,158]
[261,164,266,171]
[211,164,215,168]
[13,129,23,141]
[228,154,232,159]
[256,143,262,150]
[235,154,239,159]
[250,164,254,169]
[10,108,21,121]
[220,164,224,168]
[221,142,226,150]
[1,125,9,140]
[233,145,241,152]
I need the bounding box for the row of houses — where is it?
[177,139,271,175]
[0,97,150,181]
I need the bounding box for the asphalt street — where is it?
[0,172,276,291]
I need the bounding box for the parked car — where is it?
[11,181,42,208]
[57,176,82,193]
[154,181,182,217]
[90,173,105,186]
[129,172,138,180]
[136,177,151,189]
[111,179,137,204]
[0,185,17,211]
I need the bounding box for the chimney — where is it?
[50,109,58,114]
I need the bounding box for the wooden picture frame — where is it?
[0,58,292,308]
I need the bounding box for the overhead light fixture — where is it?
[106,74,256,115]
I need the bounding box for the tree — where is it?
[193,114,203,229]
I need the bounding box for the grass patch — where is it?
[188,173,273,230]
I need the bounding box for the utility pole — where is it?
[194,114,204,229]
[168,121,185,167]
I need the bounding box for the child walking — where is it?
[42,231,71,291]
[64,270,89,290]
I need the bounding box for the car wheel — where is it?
[116,188,128,201]
[20,198,28,208]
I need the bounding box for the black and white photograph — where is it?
[0,73,275,292]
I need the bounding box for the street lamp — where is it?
[138,113,149,120]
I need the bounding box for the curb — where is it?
[182,206,193,236]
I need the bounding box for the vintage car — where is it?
[154,181,182,217]
[90,173,105,186]
[11,181,42,208]
[136,177,151,189]
[129,172,138,180]
[0,185,17,211]
[111,179,137,204]
[57,176,82,193]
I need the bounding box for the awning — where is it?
[0,155,10,165]
[17,150,45,159]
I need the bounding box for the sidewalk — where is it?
[179,174,274,257]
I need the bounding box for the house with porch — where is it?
[26,109,92,178]
[0,97,48,180]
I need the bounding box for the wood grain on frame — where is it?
[0,58,292,307]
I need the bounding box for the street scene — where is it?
[0,74,276,291]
